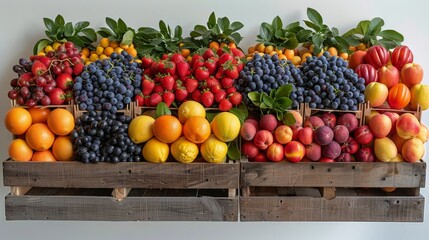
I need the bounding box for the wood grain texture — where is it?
[5,194,238,221]
[3,160,239,189]
[241,161,426,188]
[240,195,424,222]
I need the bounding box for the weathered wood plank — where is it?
[240,195,424,222]
[241,161,426,188]
[3,160,239,189]
[5,194,238,221]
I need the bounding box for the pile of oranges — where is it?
[5,107,75,162]
[81,38,138,65]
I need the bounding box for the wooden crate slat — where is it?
[3,161,239,189]
[5,194,238,221]
[241,161,426,188]
[240,195,424,222]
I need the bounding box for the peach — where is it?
[401,63,423,88]
[348,50,366,70]
[383,112,400,135]
[291,125,302,141]
[304,116,325,130]
[337,113,359,132]
[369,114,392,138]
[240,122,257,141]
[274,125,293,144]
[253,130,274,150]
[417,124,429,143]
[266,143,284,162]
[252,152,268,162]
[260,114,277,131]
[286,110,303,128]
[305,142,322,161]
[355,147,375,162]
[410,84,429,110]
[374,137,398,162]
[244,119,260,131]
[365,110,379,125]
[241,141,259,158]
[402,138,425,162]
[396,113,420,139]
[364,82,388,107]
[284,141,305,163]
[378,64,400,89]
[320,112,336,129]
[390,153,404,163]
[297,127,313,145]
[392,133,407,153]
[314,126,334,146]
[334,125,349,143]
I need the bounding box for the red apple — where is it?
[378,64,400,89]
[365,45,390,69]
[355,64,378,85]
[391,45,414,70]
[320,112,337,129]
[319,157,335,162]
[353,125,374,145]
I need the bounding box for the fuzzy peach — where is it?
[402,138,425,162]
[396,113,420,139]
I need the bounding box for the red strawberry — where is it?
[32,60,47,76]
[161,53,169,60]
[144,96,151,106]
[49,88,66,105]
[210,84,221,94]
[175,87,188,102]
[219,99,233,111]
[170,53,185,64]
[164,61,176,76]
[224,65,239,79]
[142,77,155,95]
[221,77,234,88]
[161,75,175,91]
[214,67,224,79]
[192,58,205,70]
[135,94,144,106]
[141,56,153,68]
[226,86,237,95]
[237,62,244,72]
[204,58,217,75]
[63,66,73,75]
[149,93,162,106]
[231,48,245,58]
[143,68,152,75]
[229,92,243,106]
[192,89,202,102]
[201,91,214,107]
[195,67,209,81]
[219,53,234,65]
[205,77,221,93]
[73,63,84,76]
[56,73,73,91]
[203,48,215,60]
[176,61,190,79]
[150,61,159,74]
[162,91,175,107]
[153,85,164,94]
[215,89,226,103]
[191,54,204,67]
[38,56,51,68]
[185,78,198,93]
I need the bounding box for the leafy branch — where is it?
[97,17,135,45]
[256,16,301,50]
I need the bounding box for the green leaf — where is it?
[276,111,284,121]
[248,92,261,106]
[230,32,243,44]
[229,105,248,125]
[272,16,283,30]
[206,111,218,122]
[227,140,241,160]
[275,84,293,98]
[97,28,113,38]
[74,21,90,31]
[378,29,404,42]
[260,102,269,109]
[106,17,118,32]
[230,22,244,32]
[283,37,299,49]
[117,18,128,34]
[174,25,182,39]
[285,21,300,31]
[296,29,312,42]
[121,30,134,45]
[304,20,320,31]
[262,94,274,108]
[159,20,168,35]
[67,36,84,47]
[270,89,276,99]
[54,15,65,26]
[282,112,296,126]
[81,28,97,42]
[367,17,384,35]
[33,39,50,55]
[64,22,74,37]
[208,12,216,29]
[331,27,339,36]
[307,7,323,27]
[218,17,230,31]
[155,102,171,118]
[259,23,272,41]
[43,18,55,32]
[358,20,370,34]
[274,97,292,111]
[312,33,324,51]
[377,38,399,50]
[334,36,351,52]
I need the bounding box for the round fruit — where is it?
[152,115,182,143]
[31,150,56,162]
[52,136,73,161]
[210,112,240,142]
[25,123,55,151]
[128,115,155,143]
[183,116,211,144]
[410,84,429,110]
[5,107,32,135]
[28,107,51,124]
[178,101,206,124]
[387,83,411,109]
[8,139,33,162]
[170,137,199,163]
[142,138,169,163]
[47,108,75,136]
[200,135,228,163]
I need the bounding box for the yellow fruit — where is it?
[291,56,301,66]
[170,137,199,163]
[104,47,114,56]
[200,135,228,163]
[99,54,109,60]
[115,47,124,54]
[142,138,169,163]
[100,38,110,48]
[44,45,54,53]
[81,47,90,57]
[128,115,155,143]
[8,139,33,162]
[89,53,99,62]
[374,137,398,162]
[52,42,61,50]
[210,112,240,142]
[410,84,429,110]
[110,41,119,48]
[178,100,206,124]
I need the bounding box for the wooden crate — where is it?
[240,159,426,222]
[363,102,422,123]
[3,159,239,221]
[303,102,366,126]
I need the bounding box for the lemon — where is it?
[128,115,155,144]
[178,101,206,124]
[170,137,199,163]
[200,135,228,163]
[210,112,240,142]
[142,138,169,163]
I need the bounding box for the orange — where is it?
[284,49,294,60]
[25,123,55,151]
[109,41,119,48]
[328,47,338,57]
[5,107,32,135]
[8,139,33,161]
[52,136,74,161]
[100,38,110,48]
[80,47,90,57]
[278,54,287,60]
[227,42,236,49]
[181,48,190,58]
[301,52,312,62]
[339,52,349,60]
[248,46,255,54]
[126,47,137,57]
[209,41,220,51]
[104,47,114,56]
[152,115,182,143]
[47,108,75,136]
[31,150,56,162]
[183,116,211,144]
[28,107,51,124]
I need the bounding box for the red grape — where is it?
[59,53,68,60]
[45,74,53,82]
[41,95,51,106]
[26,99,36,108]
[64,42,74,49]
[53,66,62,75]
[10,78,18,87]
[63,61,71,67]
[57,45,66,52]
[8,90,18,99]
[43,84,54,93]
[20,86,30,98]
[16,96,25,105]
[35,76,47,86]
[18,78,29,87]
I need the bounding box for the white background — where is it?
[1,0,429,239]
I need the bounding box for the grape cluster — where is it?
[71,111,142,163]
[74,51,142,113]
[291,52,366,110]
[236,54,302,105]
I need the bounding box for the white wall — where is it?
[1,0,428,239]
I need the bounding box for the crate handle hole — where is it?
[352,166,356,170]
[311,166,315,170]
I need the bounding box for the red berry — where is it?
[219,99,233,111]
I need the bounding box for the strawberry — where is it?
[201,90,214,108]
[149,93,162,106]
[219,53,234,65]
[231,48,245,58]
[226,86,237,95]
[143,68,152,75]
[224,65,239,79]
[176,61,190,79]
[210,84,221,94]
[192,89,202,102]
[170,53,185,64]
[161,53,169,60]
[192,58,205,70]
[237,62,244,72]
[185,78,198,93]
[142,77,155,95]
[191,54,204,67]
[221,77,234,88]
[204,58,217,75]
[164,61,176,76]
[229,92,243,106]
[195,67,209,81]
[135,94,144,106]
[32,60,47,76]
[161,75,175,91]
[73,63,84,76]
[65,90,74,102]
[144,96,151,106]
[219,99,233,111]
[56,73,73,91]
[153,85,164,94]
[205,77,221,93]
[214,67,224,79]
[203,48,215,60]
[162,91,175,107]
[63,66,73,75]
[49,88,66,105]
[215,89,226,103]
[141,56,153,68]
[175,87,188,102]
[150,61,159,74]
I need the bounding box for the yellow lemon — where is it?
[210,112,240,142]
[200,135,228,163]
[128,115,155,144]
[170,137,199,163]
[178,100,206,124]
[142,138,169,163]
